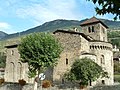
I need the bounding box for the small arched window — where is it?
[102,80,105,84]
[92,26,94,32]
[66,58,68,65]
[101,55,105,65]
[11,50,14,55]
[18,62,22,79]
[88,27,91,33]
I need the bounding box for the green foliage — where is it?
[114,61,120,74]
[108,31,120,48]
[87,0,120,20]
[65,58,108,86]
[0,52,6,68]
[1,20,81,40]
[111,38,120,48]
[1,19,120,40]
[108,31,120,38]
[114,74,120,83]
[18,32,62,77]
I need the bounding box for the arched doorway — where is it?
[18,62,22,79]
[10,62,15,82]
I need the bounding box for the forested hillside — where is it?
[1,18,120,40]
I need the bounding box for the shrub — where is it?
[42,80,51,88]
[0,78,4,85]
[18,79,26,86]
[114,74,120,83]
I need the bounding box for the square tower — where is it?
[80,17,108,42]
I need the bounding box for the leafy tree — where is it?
[18,32,62,78]
[0,52,6,68]
[87,0,120,20]
[110,38,120,48]
[108,31,120,38]
[108,31,120,48]
[64,58,108,86]
[114,60,120,74]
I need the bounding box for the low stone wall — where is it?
[0,83,120,90]
[0,83,33,90]
[90,85,120,90]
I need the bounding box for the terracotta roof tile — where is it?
[80,17,108,28]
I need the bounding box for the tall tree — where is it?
[87,0,120,20]
[64,58,108,86]
[0,52,6,68]
[18,32,62,77]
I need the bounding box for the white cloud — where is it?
[16,0,84,24]
[0,22,16,34]
[0,22,10,29]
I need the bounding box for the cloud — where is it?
[0,22,10,29]
[16,0,84,24]
[0,22,15,34]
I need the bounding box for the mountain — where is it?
[0,31,8,39]
[100,19,120,29]
[1,18,120,40]
[2,19,84,40]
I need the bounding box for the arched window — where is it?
[11,50,14,55]
[92,26,94,32]
[88,27,91,33]
[111,56,113,66]
[101,55,105,65]
[102,80,105,84]
[66,58,68,65]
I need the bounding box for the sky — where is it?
[0,0,114,34]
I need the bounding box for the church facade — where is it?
[4,17,114,85]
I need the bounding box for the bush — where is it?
[18,79,26,86]
[42,80,51,88]
[114,74,120,83]
[0,78,4,85]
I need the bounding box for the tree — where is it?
[0,52,6,68]
[64,58,108,86]
[108,31,120,48]
[87,0,120,20]
[114,60,120,74]
[18,32,62,78]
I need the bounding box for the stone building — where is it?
[4,17,113,85]
[53,17,113,85]
[4,44,33,83]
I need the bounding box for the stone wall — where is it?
[4,46,33,83]
[81,23,107,42]
[89,41,113,85]
[53,31,89,83]
[0,83,120,90]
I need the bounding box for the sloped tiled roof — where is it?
[80,17,108,28]
[53,30,93,41]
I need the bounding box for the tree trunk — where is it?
[34,80,38,90]
[89,79,92,86]
[33,67,41,90]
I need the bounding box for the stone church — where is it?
[4,17,114,85]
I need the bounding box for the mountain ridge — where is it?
[1,18,120,40]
